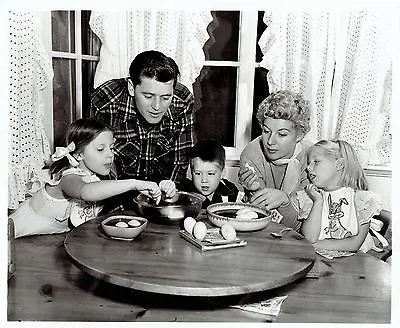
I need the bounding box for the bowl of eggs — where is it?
[133,191,206,225]
[207,202,273,232]
[101,215,147,240]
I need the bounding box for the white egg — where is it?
[128,219,141,227]
[115,221,129,228]
[236,207,253,216]
[184,217,197,234]
[221,224,236,241]
[245,162,256,173]
[236,208,258,220]
[193,221,207,241]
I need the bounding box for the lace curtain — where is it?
[89,11,213,91]
[8,12,53,209]
[259,11,392,167]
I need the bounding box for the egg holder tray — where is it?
[179,228,247,252]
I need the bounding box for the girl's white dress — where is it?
[295,187,385,252]
[11,167,103,238]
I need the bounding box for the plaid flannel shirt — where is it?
[90,78,196,183]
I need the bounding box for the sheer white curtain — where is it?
[258,10,393,166]
[9,12,53,209]
[89,11,213,91]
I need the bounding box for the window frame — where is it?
[40,10,100,150]
[201,11,259,165]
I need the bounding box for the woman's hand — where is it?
[249,188,289,210]
[159,180,177,199]
[238,166,261,191]
[304,184,323,203]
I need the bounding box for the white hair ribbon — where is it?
[51,142,80,167]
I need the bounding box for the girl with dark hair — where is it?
[11,118,176,238]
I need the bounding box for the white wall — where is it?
[365,173,392,210]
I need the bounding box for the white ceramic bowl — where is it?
[101,215,147,240]
[207,202,273,232]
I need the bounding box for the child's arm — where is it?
[300,200,323,242]
[300,185,324,243]
[313,222,370,252]
[60,175,161,203]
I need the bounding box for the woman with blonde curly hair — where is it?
[238,90,312,232]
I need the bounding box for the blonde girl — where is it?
[297,139,387,252]
[11,118,176,238]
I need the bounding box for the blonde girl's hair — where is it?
[308,139,368,191]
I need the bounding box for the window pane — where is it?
[51,11,75,53]
[203,11,239,61]
[256,11,267,62]
[81,11,101,56]
[82,60,99,118]
[251,67,270,140]
[193,66,237,147]
[52,58,76,147]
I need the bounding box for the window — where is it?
[45,10,100,147]
[43,11,391,173]
[194,11,269,162]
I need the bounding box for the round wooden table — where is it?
[9,226,391,322]
[64,212,315,297]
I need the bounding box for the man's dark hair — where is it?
[189,139,226,169]
[129,50,180,88]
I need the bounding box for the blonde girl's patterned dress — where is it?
[296,187,385,253]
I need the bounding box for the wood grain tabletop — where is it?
[63,213,315,296]
[8,213,391,323]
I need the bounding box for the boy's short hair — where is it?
[189,139,226,169]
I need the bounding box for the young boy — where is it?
[179,140,239,209]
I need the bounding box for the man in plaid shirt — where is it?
[90,50,196,211]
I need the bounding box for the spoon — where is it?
[270,227,292,238]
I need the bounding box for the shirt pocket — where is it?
[155,134,173,159]
[114,141,140,172]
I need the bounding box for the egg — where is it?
[128,219,141,227]
[236,208,258,220]
[115,221,129,228]
[221,224,236,241]
[193,221,207,241]
[236,207,254,216]
[245,162,256,173]
[184,216,197,234]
